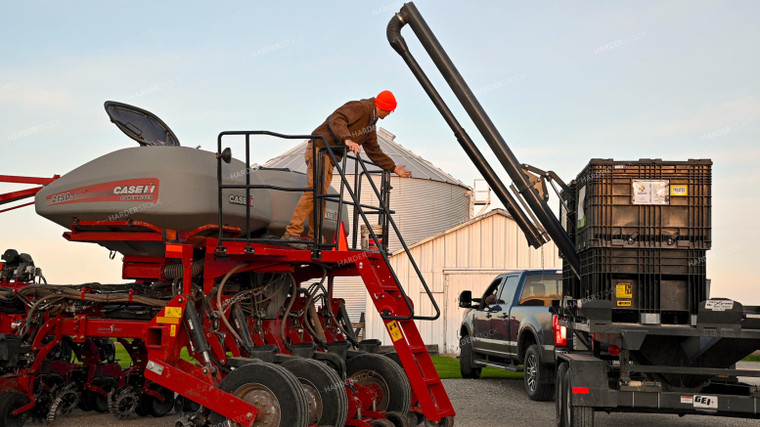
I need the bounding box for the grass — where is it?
[434,354,760,379]
[431,355,523,380]
[114,343,196,368]
[113,344,759,375]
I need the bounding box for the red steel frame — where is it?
[0,175,60,213]
[1,219,455,425]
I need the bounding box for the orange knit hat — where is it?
[375,90,397,111]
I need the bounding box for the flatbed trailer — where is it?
[555,302,760,425]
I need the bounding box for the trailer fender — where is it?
[557,353,616,408]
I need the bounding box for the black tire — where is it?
[135,398,149,417]
[555,363,568,427]
[562,364,594,427]
[459,335,482,379]
[145,384,175,417]
[282,358,348,426]
[0,392,30,427]
[524,344,554,401]
[87,377,117,413]
[78,392,93,412]
[424,415,455,427]
[209,362,309,427]
[385,410,411,427]
[346,353,411,414]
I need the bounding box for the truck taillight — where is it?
[553,314,567,347]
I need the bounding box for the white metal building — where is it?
[364,209,562,354]
[264,128,473,321]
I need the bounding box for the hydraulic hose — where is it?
[280,274,299,353]
[214,263,250,350]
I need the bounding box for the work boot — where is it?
[281,234,307,250]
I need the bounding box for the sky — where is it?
[1,1,759,303]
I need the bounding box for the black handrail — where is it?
[317,145,441,321]
[348,155,441,320]
[215,131,441,321]
[215,131,327,253]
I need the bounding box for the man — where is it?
[283,90,412,245]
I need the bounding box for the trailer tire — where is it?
[555,363,567,427]
[209,362,309,427]
[561,364,594,427]
[459,335,481,379]
[282,358,348,426]
[0,392,30,427]
[573,406,593,427]
[347,353,411,414]
[524,344,553,401]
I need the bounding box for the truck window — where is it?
[498,275,520,305]
[481,278,504,308]
[519,274,562,306]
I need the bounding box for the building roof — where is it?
[263,127,469,189]
[391,208,515,255]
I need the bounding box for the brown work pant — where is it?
[284,141,334,240]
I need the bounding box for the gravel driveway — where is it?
[27,362,760,427]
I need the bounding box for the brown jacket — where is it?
[312,98,396,171]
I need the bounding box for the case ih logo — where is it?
[46,179,160,205]
[228,194,254,207]
[113,184,157,196]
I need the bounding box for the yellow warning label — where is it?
[165,307,183,318]
[617,300,632,307]
[156,316,181,325]
[387,320,403,342]
[616,283,633,299]
[170,325,177,337]
[671,185,688,196]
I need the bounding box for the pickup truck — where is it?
[458,269,562,401]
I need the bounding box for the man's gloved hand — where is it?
[394,165,412,178]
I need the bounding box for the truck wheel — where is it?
[459,336,481,379]
[561,364,594,427]
[524,344,553,401]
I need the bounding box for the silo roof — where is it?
[263,127,469,189]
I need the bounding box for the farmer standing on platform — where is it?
[283,91,412,245]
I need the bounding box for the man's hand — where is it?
[345,139,361,155]
[394,165,412,178]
